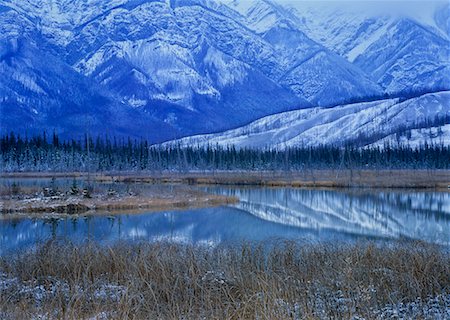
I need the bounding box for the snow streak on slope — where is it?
[165,92,450,149]
[346,22,391,63]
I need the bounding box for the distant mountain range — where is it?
[0,0,449,145]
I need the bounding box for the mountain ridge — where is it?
[162,91,450,149]
[0,0,448,144]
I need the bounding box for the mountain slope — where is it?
[0,4,179,140]
[67,0,308,131]
[286,1,450,93]
[353,18,450,93]
[0,37,177,140]
[0,0,312,140]
[0,0,448,142]
[222,0,383,105]
[165,91,450,149]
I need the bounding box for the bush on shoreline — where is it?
[1,240,448,319]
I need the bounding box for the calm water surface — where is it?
[1,183,449,254]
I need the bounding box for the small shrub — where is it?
[10,182,20,196]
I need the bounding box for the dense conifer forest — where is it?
[0,132,449,172]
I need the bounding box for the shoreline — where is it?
[0,195,238,219]
[1,170,448,219]
[0,185,238,219]
[2,169,448,190]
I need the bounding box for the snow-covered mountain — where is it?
[165,91,450,149]
[0,0,308,140]
[220,0,383,105]
[283,0,450,93]
[0,0,448,142]
[224,0,450,94]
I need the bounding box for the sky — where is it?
[287,1,448,30]
[221,0,448,17]
[220,0,448,31]
[283,0,447,13]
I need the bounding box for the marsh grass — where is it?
[0,181,237,216]
[3,170,450,189]
[1,240,448,319]
[98,170,450,189]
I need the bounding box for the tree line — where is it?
[323,87,450,108]
[0,132,449,172]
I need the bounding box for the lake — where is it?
[1,185,449,254]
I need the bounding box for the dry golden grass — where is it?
[2,170,449,189]
[1,241,448,319]
[0,182,238,218]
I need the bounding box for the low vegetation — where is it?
[99,169,450,189]
[1,241,448,319]
[2,169,450,191]
[0,180,237,217]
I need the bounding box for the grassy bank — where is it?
[106,170,450,189]
[0,182,237,218]
[1,241,448,319]
[2,169,450,189]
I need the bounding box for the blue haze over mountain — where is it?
[0,0,448,142]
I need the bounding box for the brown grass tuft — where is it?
[1,241,448,319]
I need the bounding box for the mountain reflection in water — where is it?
[1,187,448,254]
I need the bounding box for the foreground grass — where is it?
[1,241,448,319]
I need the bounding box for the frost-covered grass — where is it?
[0,241,448,319]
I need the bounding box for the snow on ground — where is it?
[368,124,450,149]
[2,270,447,320]
[0,271,126,310]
